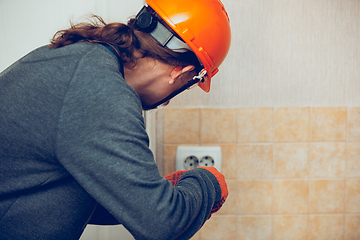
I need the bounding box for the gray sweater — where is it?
[0,42,221,240]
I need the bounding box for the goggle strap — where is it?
[142,74,202,110]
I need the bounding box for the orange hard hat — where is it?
[143,0,231,92]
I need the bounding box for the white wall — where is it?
[0,0,144,239]
[0,0,143,72]
[168,0,360,108]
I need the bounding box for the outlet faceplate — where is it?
[176,146,222,171]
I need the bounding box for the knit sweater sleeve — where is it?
[55,45,221,240]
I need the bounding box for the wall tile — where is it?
[311,107,347,142]
[273,215,308,240]
[237,108,274,143]
[161,107,352,239]
[275,107,310,142]
[163,145,177,176]
[347,143,360,178]
[163,108,200,144]
[237,144,273,179]
[346,179,360,213]
[200,108,237,144]
[274,143,309,179]
[274,180,309,214]
[309,180,345,213]
[345,214,360,240]
[217,180,236,215]
[190,232,200,240]
[219,145,237,179]
[199,216,236,240]
[237,216,272,240]
[309,215,344,240]
[310,143,346,178]
[348,107,360,142]
[237,180,272,214]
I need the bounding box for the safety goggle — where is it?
[136,6,208,109]
[135,6,208,83]
[135,6,191,53]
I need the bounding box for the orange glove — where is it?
[164,167,228,216]
[164,169,189,186]
[199,167,228,215]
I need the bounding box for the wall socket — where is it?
[176,146,222,172]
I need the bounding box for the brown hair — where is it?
[49,15,201,70]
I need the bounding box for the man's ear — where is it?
[169,65,195,84]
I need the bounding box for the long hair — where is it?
[49,15,201,70]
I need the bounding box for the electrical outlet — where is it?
[199,156,215,167]
[176,146,222,172]
[183,156,199,170]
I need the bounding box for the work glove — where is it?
[164,167,228,216]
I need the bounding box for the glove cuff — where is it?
[199,167,228,214]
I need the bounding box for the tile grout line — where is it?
[234,213,348,216]
[199,108,202,146]
[344,107,349,239]
[308,107,312,240]
[235,108,238,240]
[272,107,275,240]
[198,108,202,240]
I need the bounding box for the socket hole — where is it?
[184,155,199,170]
[199,156,215,167]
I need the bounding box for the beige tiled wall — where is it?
[161,107,360,240]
